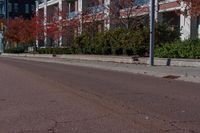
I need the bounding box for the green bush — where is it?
[73,28,149,56]
[73,33,92,54]
[4,47,25,53]
[155,23,180,46]
[37,47,72,55]
[155,39,200,59]
[72,23,180,56]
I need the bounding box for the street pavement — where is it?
[2,55,200,83]
[0,57,200,133]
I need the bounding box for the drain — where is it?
[163,75,180,79]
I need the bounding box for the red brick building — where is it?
[36,0,200,47]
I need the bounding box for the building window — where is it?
[8,3,12,13]
[25,4,29,14]
[0,1,4,15]
[14,3,18,13]
[31,5,35,12]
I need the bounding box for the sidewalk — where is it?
[1,53,200,83]
[2,53,200,67]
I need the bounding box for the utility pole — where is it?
[0,25,3,54]
[149,0,155,66]
[44,0,47,47]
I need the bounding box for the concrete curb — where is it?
[2,53,200,67]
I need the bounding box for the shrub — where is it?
[73,33,91,54]
[155,23,180,46]
[37,47,72,54]
[4,47,25,53]
[72,23,180,56]
[72,28,149,56]
[155,39,200,59]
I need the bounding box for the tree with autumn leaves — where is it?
[3,13,65,49]
[178,0,200,17]
[4,17,34,47]
[3,15,44,49]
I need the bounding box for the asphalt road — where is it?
[0,57,200,133]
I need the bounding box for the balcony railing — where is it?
[134,0,149,6]
[68,11,78,19]
[38,0,44,4]
[159,0,178,3]
[88,5,104,14]
[134,0,176,6]
[38,0,52,4]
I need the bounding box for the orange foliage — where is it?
[178,0,200,16]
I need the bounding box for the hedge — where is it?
[37,47,72,54]
[155,39,200,59]
[72,23,180,56]
[4,47,25,53]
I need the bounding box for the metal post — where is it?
[59,0,63,47]
[149,0,155,66]
[35,0,39,50]
[0,31,3,54]
[44,0,47,47]
[78,0,83,35]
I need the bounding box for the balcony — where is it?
[134,0,149,6]
[159,0,178,4]
[38,0,44,4]
[68,11,78,19]
[88,5,104,14]
[133,0,177,6]
[38,0,52,3]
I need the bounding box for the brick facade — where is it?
[36,0,200,46]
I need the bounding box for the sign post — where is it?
[0,22,3,54]
[0,31,3,54]
[149,0,155,66]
